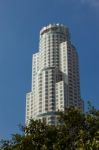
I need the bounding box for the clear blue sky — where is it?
[0,0,99,139]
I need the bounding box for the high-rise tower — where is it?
[26,24,84,125]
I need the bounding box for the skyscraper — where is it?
[26,24,84,125]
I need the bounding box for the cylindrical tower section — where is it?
[39,24,70,69]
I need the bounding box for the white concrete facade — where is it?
[26,24,84,125]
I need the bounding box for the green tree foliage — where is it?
[0,106,99,150]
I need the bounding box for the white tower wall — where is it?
[26,24,84,125]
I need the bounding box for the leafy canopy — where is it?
[0,106,99,150]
